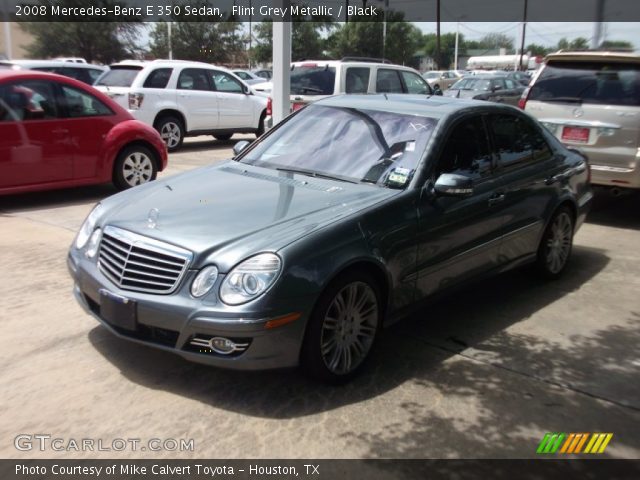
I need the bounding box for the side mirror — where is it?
[233,140,250,157]
[243,84,251,95]
[433,173,474,197]
[433,86,443,96]
[491,85,502,92]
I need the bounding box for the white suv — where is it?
[94,60,268,151]
[265,58,436,128]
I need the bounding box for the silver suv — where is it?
[522,51,640,192]
[95,60,268,151]
[266,58,435,128]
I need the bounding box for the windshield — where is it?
[451,78,491,91]
[239,104,437,188]
[96,67,142,87]
[530,61,640,106]
[290,65,336,95]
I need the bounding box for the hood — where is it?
[100,161,397,270]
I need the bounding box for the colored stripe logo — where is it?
[537,433,613,454]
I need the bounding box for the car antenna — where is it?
[384,93,388,100]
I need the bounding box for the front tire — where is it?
[302,271,381,383]
[155,116,184,152]
[113,145,158,190]
[535,206,574,279]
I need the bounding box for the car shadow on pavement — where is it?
[0,184,117,214]
[586,189,640,231]
[177,136,254,154]
[86,243,637,458]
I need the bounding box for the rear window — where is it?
[530,61,640,107]
[290,65,336,95]
[96,66,143,87]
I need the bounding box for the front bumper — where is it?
[68,250,311,371]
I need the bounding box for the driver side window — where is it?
[436,116,492,180]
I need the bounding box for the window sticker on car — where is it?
[405,141,416,152]
[410,122,429,131]
[387,167,411,186]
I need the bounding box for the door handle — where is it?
[488,193,505,206]
[52,128,69,135]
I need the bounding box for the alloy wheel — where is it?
[320,281,378,375]
[545,212,573,274]
[160,121,182,149]
[122,151,154,187]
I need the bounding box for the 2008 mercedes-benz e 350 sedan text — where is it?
[68,94,593,382]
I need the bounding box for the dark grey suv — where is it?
[68,95,592,382]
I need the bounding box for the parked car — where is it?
[422,70,460,90]
[0,70,167,195]
[232,69,265,85]
[444,75,525,106]
[521,51,640,192]
[0,59,107,85]
[94,60,268,151]
[264,57,436,129]
[252,69,272,80]
[68,94,592,382]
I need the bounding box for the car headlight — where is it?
[219,253,281,305]
[75,204,103,249]
[85,228,102,258]
[191,265,219,298]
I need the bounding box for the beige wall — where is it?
[1,22,34,60]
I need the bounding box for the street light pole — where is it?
[436,0,441,69]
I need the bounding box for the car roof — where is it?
[546,51,640,63]
[0,69,129,114]
[313,94,515,119]
[291,59,416,71]
[0,59,107,70]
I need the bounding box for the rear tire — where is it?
[113,145,158,191]
[155,116,184,152]
[301,270,381,384]
[535,206,574,279]
[256,112,266,138]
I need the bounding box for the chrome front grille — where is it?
[98,225,192,294]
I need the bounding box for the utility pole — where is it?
[167,22,172,60]
[518,0,528,71]
[382,0,388,60]
[454,22,459,70]
[592,0,605,49]
[436,0,441,69]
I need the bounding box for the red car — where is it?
[0,70,168,195]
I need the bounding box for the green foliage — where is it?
[557,37,589,51]
[149,1,244,64]
[326,11,423,67]
[252,12,336,65]
[20,0,142,63]
[422,32,463,69]
[525,44,551,56]
[600,40,634,51]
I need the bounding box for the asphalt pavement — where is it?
[1,135,638,459]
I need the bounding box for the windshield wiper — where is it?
[276,167,358,184]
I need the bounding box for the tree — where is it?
[478,33,515,51]
[525,43,551,56]
[20,0,143,63]
[252,16,335,65]
[149,2,244,65]
[326,11,422,67]
[556,37,589,51]
[423,32,463,70]
[601,40,634,51]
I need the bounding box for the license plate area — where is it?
[99,289,137,331]
[561,126,590,143]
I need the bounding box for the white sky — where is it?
[417,22,640,50]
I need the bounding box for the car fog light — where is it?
[191,265,219,297]
[85,228,102,258]
[210,337,237,354]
